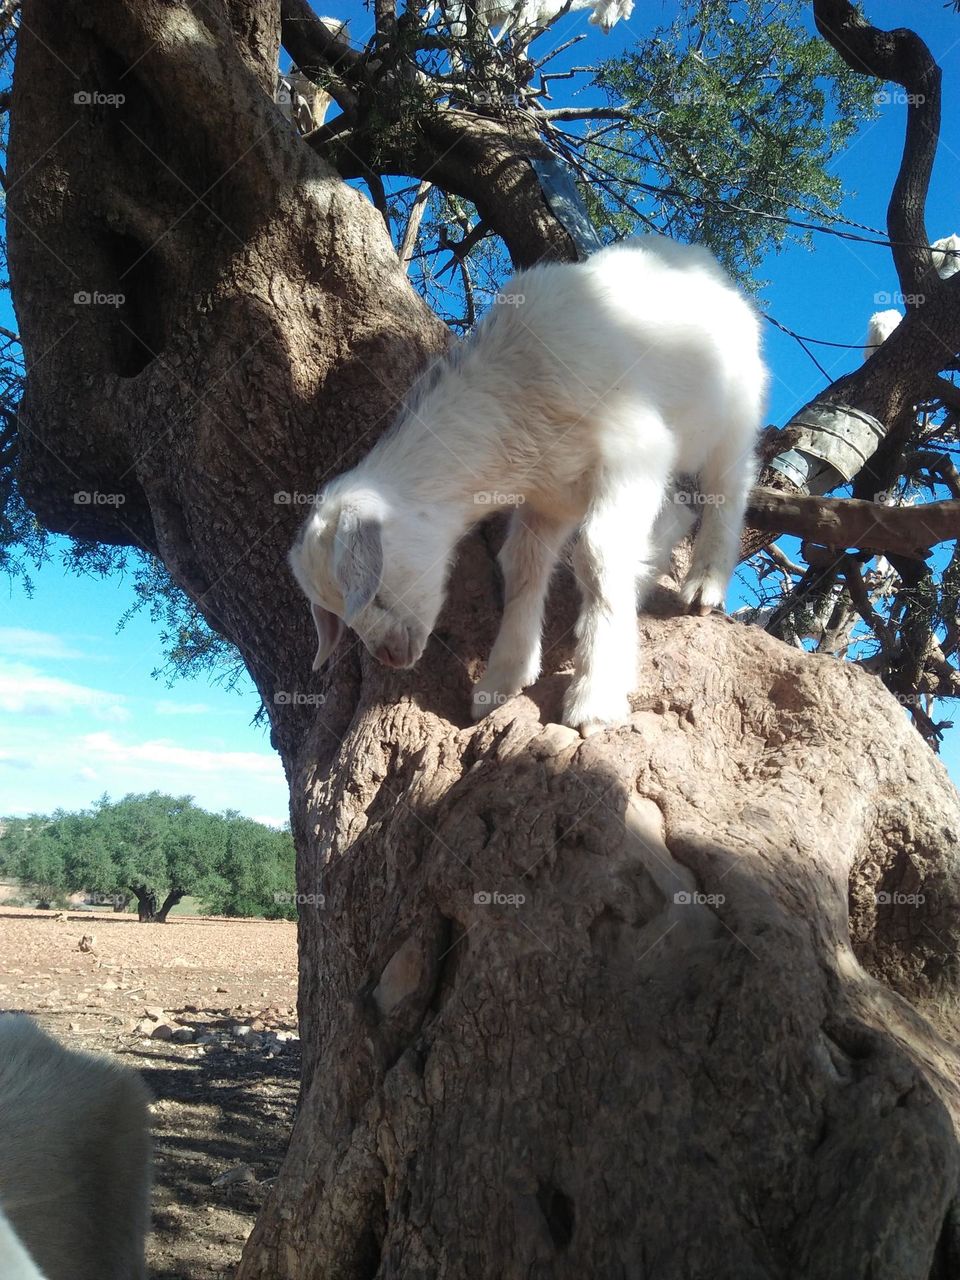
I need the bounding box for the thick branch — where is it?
[812,0,941,301]
[315,107,579,268]
[280,0,361,78]
[747,487,960,557]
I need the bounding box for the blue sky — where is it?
[2,0,959,822]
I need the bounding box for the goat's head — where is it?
[288,484,445,673]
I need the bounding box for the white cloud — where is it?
[0,628,86,660]
[80,732,280,777]
[0,661,129,722]
[0,753,33,772]
[251,813,287,829]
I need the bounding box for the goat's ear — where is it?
[333,507,383,620]
[310,602,344,670]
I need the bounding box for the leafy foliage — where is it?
[585,0,879,281]
[0,793,296,920]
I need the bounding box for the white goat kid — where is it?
[863,232,960,360]
[289,234,766,732]
[0,1015,152,1280]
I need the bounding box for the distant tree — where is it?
[205,815,297,920]
[0,815,68,909]
[1,794,295,921]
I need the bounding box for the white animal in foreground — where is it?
[289,234,766,732]
[863,232,960,360]
[0,1015,152,1280]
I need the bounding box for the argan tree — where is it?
[6,0,960,1275]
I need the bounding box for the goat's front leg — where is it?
[472,508,574,720]
[563,476,664,734]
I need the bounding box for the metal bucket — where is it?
[767,402,886,495]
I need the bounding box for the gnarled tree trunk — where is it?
[8,2,960,1277]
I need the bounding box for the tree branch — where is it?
[398,180,432,271]
[843,555,898,659]
[812,0,941,301]
[746,487,960,557]
[280,0,360,114]
[314,107,579,268]
[537,107,632,122]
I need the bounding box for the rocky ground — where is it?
[0,905,300,1279]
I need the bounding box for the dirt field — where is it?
[0,906,300,1279]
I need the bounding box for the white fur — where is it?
[435,0,633,41]
[932,232,960,280]
[863,308,903,361]
[863,233,960,360]
[0,1015,151,1280]
[290,234,766,732]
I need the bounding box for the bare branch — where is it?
[906,450,960,497]
[438,219,491,277]
[926,376,960,415]
[746,487,960,557]
[366,172,391,232]
[398,180,432,271]
[537,107,631,122]
[843,556,899,658]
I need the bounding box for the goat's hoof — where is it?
[680,575,726,616]
[562,689,630,736]
[574,718,610,739]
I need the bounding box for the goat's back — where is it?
[463,234,764,476]
[0,1015,151,1280]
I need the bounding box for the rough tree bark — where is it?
[130,885,185,923]
[8,2,960,1277]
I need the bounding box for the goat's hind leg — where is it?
[680,436,755,616]
[563,473,665,734]
[472,508,574,720]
